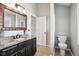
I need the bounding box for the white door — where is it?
[36,16,46,46]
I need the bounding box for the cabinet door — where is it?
[25,47,28,56]
[0,50,2,56]
[32,38,37,55]
[18,41,26,50]
[25,38,37,56]
[18,48,26,56]
[26,45,32,56]
[25,39,33,56]
[17,41,26,56]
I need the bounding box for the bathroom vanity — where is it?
[0,37,36,56]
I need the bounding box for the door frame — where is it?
[50,3,55,56]
[31,14,37,37]
[36,16,47,46]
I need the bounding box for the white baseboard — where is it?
[46,45,50,47]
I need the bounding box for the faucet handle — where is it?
[13,36,16,39]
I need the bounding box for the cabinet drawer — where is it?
[1,45,17,56]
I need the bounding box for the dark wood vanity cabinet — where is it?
[0,37,37,56]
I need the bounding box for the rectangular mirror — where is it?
[4,9,16,27]
[16,14,26,28]
[3,8,27,30]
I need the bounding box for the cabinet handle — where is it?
[3,46,16,51]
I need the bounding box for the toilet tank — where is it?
[58,36,67,43]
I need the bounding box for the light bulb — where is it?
[23,9,26,14]
[17,6,22,12]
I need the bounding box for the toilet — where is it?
[58,36,67,56]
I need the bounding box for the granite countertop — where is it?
[0,36,36,50]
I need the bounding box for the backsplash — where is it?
[0,30,4,37]
[0,36,13,44]
[4,30,24,37]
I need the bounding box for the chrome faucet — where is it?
[12,34,21,39]
[16,34,21,39]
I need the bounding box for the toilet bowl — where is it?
[58,43,67,56]
[58,36,67,56]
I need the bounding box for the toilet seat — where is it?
[58,43,67,49]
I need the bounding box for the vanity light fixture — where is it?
[3,3,26,15]
[17,6,22,12]
[15,3,26,14]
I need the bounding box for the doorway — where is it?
[36,16,46,46]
